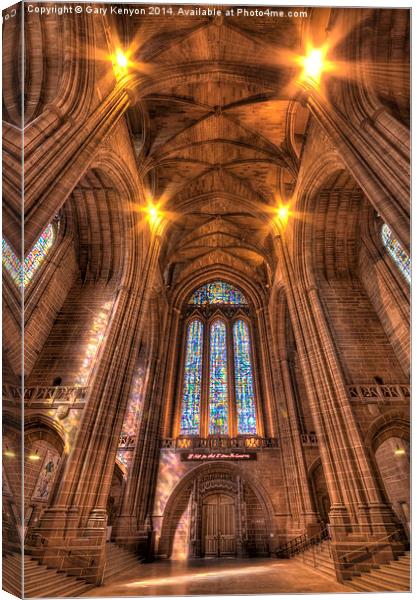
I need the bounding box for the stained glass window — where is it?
[180,320,204,435]
[381,224,411,284]
[209,319,229,435]
[2,223,56,288]
[2,239,22,287]
[233,320,257,434]
[189,281,247,305]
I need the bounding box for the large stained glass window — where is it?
[381,224,410,284]
[209,319,229,435]
[233,320,257,434]
[2,223,56,288]
[179,283,259,437]
[189,281,247,305]
[180,320,204,435]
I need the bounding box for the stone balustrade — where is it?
[4,385,88,408]
[160,436,279,450]
[347,384,410,402]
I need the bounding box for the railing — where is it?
[335,527,409,567]
[2,384,23,402]
[300,433,318,446]
[347,384,410,402]
[160,436,279,450]
[276,524,330,559]
[20,385,88,407]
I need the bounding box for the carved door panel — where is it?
[202,494,236,557]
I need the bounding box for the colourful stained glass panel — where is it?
[2,224,55,288]
[233,320,257,435]
[180,320,203,435]
[381,224,410,284]
[209,319,228,435]
[2,239,22,287]
[189,281,247,305]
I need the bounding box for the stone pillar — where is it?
[278,355,319,531]
[273,232,402,578]
[34,236,161,583]
[299,82,409,252]
[111,351,160,551]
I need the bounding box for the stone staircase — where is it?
[3,552,22,597]
[346,552,410,592]
[3,553,94,597]
[293,539,337,581]
[103,542,143,584]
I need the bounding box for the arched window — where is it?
[179,281,258,437]
[381,224,410,284]
[2,222,57,288]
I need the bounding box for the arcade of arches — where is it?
[2,3,410,595]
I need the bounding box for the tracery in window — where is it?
[2,223,56,288]
[233,320,257,435]
[189,281,247,305]
[209,319,229,435]
[381,224,410,283]
[180,320,204,435]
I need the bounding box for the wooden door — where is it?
[202,494,236,557]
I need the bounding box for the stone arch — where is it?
[365,410,410,452]
[21,416,67,539]
[308,457,331,524]
[292,156,364,285]
[158,461,274,558]
[172,266,266,313]
[107,462,126,531]
[24,415,66,455]
[134,63,292,99]
[364,411,410,530]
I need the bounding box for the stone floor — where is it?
[84,558,350,596]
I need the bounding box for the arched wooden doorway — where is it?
[159,462,273,559]
[202,493,236,557]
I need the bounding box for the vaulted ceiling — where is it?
[116,9,312,289]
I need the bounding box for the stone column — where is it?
[111,352,159,550]
[299,82,409,252]
[266,298,318,531]
[35,236,162,583]
[273,232,401,576]
[277,355,319,532]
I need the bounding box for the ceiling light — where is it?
[112,49,129,79]
[276,205,290,225]
[299,45,329,84]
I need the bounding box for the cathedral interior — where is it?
[2,3,411,597]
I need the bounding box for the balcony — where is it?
[4,385,88,408]
[160,436,279,451]
[347,384,410,403]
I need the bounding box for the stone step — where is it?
[7,554,95,598]
[369,570,410,588]
[349,576,409,593]
[346,552,410,593]
[103,542,143,583]
[2,557,23,597]
[105,558,142,579]
[24,567,74,588]
[26,578,92,598]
